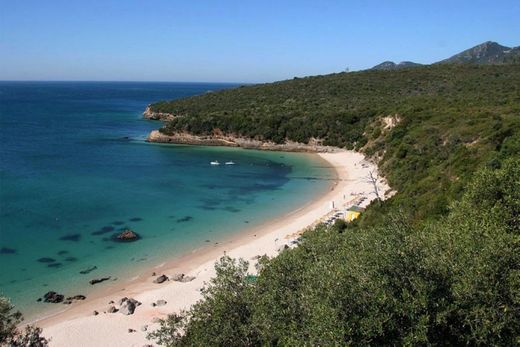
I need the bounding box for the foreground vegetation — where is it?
[0,297,48,346]
[151,160,519,346]
[148,64,520,345]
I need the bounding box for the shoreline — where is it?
[38,150,390,347]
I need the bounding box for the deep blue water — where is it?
[0,82,333,317]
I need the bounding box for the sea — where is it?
[0,81,334,318]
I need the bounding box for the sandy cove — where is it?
[38,151,390,347]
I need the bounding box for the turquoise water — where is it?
[0,82,334,317]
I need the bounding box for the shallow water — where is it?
[0,82,334,317]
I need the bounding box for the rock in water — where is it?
[43,291,64,303]
[79,266,97,275]
[107,306,118,313]
[153,274,168,284]
[115,230,139,242]
[89,277,111,285]
[65,294,86,301]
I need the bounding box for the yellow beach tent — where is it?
[345,206,364,222]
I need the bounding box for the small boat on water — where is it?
[210,161,220,165]
[225,161,235,165]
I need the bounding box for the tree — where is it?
[148,256,257,346]
[0,296,48,347]
[366,170,382,202]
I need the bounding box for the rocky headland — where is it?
[143,105,177,121]
[146,129,340,153]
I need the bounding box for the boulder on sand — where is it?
[170,273,184,281]
[156,299,167,306]
[153,274,168,284]
[119,297,141,315]
[179,275,196,283]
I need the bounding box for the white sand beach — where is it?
[37,151,390,346]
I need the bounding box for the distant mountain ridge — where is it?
[371,61,423,71]
[371,41,520,70]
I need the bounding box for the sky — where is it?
[0,0,519,83]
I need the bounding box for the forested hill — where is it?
[150,64,520,222]
[147,63,520,345]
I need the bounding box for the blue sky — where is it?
[1,0,518,82]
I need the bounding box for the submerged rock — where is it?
[59,233,81,242]
[153,274,168,284]
[176,216,193,223]
[79,266,97,274]
[37,257,56,263]
[0,247,17,254]
[114,230,139,242]
[47,262,62,268]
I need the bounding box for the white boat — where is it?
[210,161,220,165]
[225,161,235,165]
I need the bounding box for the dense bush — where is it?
[0,297,48,347]
[150,160,520,346]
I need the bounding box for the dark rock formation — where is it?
[170,273,184,281]
[119,297,141,315]
[176,216,193,223]
[153,274,168,284]
[107,306,118,313]
[179,275,196,283]
[90,276,111,285]
[66,295,86,301]
[43,291,64,303]
[114,230,139,242]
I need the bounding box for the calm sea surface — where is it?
[0,82,333,317]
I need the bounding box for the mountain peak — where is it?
[438,41,517,65]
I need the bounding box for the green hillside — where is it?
[150,160,519,346]
[151,64,520,222]
[147,63,520,346]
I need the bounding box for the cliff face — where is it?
[143,106,176,121]
[146,130,340,153]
